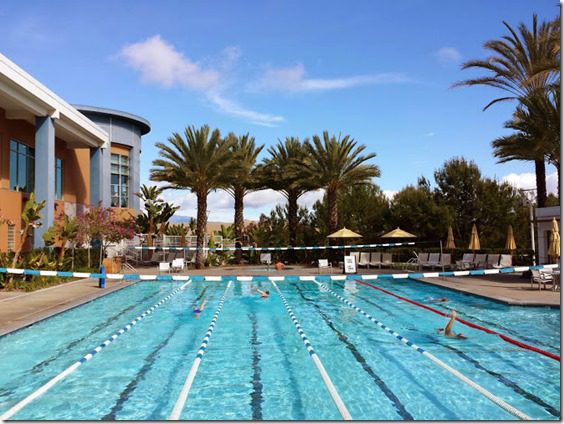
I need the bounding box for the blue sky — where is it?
[0,0,559,221]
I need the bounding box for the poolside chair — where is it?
[171,258,185,272]
[159,261,170,274]
[423,253,440,269]
[486,254,500,268]
[531,269,554,290]
[369,252,382,268]
[493,254,512,269]
[165,251,176,263]
[417,252,430,269]
[381,252,393,268]
[473,254,487,269]
[440,253,452,270]
[318,259,333,274]
[358,252,370,268]
[260,253,272,270]
[144,250,163,265]
[456,253,475,270]
[351,251,360,266]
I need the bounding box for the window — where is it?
[9,140,35,193]
[7,225,15,251]
[111,153,129,207]
[55,157,63,200]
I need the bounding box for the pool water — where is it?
[0,277,560,420]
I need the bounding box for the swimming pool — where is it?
[0,277,560,420]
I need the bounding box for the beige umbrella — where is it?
[468,223,480,251]
[505,224,516,252]
[547,217,560,261]
[381,227,416,238]
[327,227,362,239]
[446,225,456,249]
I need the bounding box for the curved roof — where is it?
[74,104,151,135]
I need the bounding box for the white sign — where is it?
[344,255,356,274]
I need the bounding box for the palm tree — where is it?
[224,133,263,263]
[258,137,317,249]
[150,125,236,268]
[454,15,560,207]
[304,131,380,233]
[11,192,45,268]
[135,184,164,247]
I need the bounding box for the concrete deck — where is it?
[0,265,559,337]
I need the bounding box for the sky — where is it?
[0,0,559,222]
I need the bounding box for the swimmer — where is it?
[427,296,449,302]
[438,310,466,339]
[192,299,208,317]
[256,288,270,298]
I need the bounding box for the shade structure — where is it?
[381,227,416,238]
[327,227,362,239]
[547,217,560,260]
[468,223,480,251]
[505,224,516,252]
[446,225,456,249]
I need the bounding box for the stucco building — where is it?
[0,53,149,252]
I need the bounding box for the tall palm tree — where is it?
[150,125,236,268]
[304,131,380,233]
[454,15,560,207]
[258,137,317,248]
[224,133,263,263]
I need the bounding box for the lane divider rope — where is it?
[169,281,233,420]
[0,281,192,421]
[355,279,560,362]
[0,264,558,282]
[310,279,531,421]
[270,281,352,420]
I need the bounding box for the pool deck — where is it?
[0,265,559,336]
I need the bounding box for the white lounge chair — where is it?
[456,253,475,270]
[486,254,500,268]
[493,254,512,269]
[260,253,272,270]
[171,258,185,272]
[423,253,440,269]
[159,262,171,274]
[351,251,360,265]
[474,254,487,268]
[369,252,382,268]
[318,259,333,274]
[531,269,554,290]
[440,253,452,270]
[417,252,430,269]
[358,252,370,268]
[381,252,393,268]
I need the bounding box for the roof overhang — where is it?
[0,53,109,148]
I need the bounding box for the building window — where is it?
[55,157,63,200]
[7,225,15,251]
[9,140,35,193]
[111,153,129,207]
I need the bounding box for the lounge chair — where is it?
[318,259,333,274]
[531,269,554,290]
[358,252,370,268]
[417,252,430,269]
[456,253,475,270]
[440,253,452,270]
[171,258,185,272]
[381,252,393,268]
[260,253,272,270]
[474,254,487,269]
[351,251,360,266]
[423,253,440,269]
[165,251,176,263]
[369,252,382,268]
[493,254,512,269]
[486,254,500,268]
[159,261,171,274]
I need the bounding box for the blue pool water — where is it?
[0,277,560,420]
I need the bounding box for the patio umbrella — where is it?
[505,224,516,252]
[381,227,416,238]
[468,223,480,251]
[327,227,362,239]
[446,225,456,249]
[547,217,560,261]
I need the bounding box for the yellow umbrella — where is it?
[547,217,560,261]
[505,224,516,252]
[446,225,456,249]
[381,227,416,238]
[327,227,362,239]
[468,223,480,251]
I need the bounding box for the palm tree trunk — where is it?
[327,187,339,233]
[234,187,245,264]
[195,191,208,269]
[535,159,547,207]
[287,192,298,247]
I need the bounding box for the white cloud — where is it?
[502,171,558,194]
[424,132,436,137]
[434,47,462,64]
[383,190,397,200]
[245,189,286,209]
[118,36,283,126]
[254,63,411,93]
[299,189,325,208]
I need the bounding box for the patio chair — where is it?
[417,252,430,269]
[423,253,440,269]
[440,253,452,270]
[165,251,176,263]
[473,254,487,269]
[350,251,360,265]
[381,252,393,268]
[260,253,272,270]
[358,252,370,268]
[171,258,185,272]
[486,254,500,268]
[369,252,382,268]
[456,253,475,270]
[159,262,171,274]
[318,259,333,274]
[531,269,554,290]
[493,254,512,269]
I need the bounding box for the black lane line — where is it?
[101,317,184,420]
[333,282,398,317]
[294,284,414,420]
[29,290,162,376]
[248,312,263,420]
[439,341,560,418]
[192,287,208,307]
[269,312,305,419]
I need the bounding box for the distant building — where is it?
[535,206,560,264]
[0,53,150,252]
